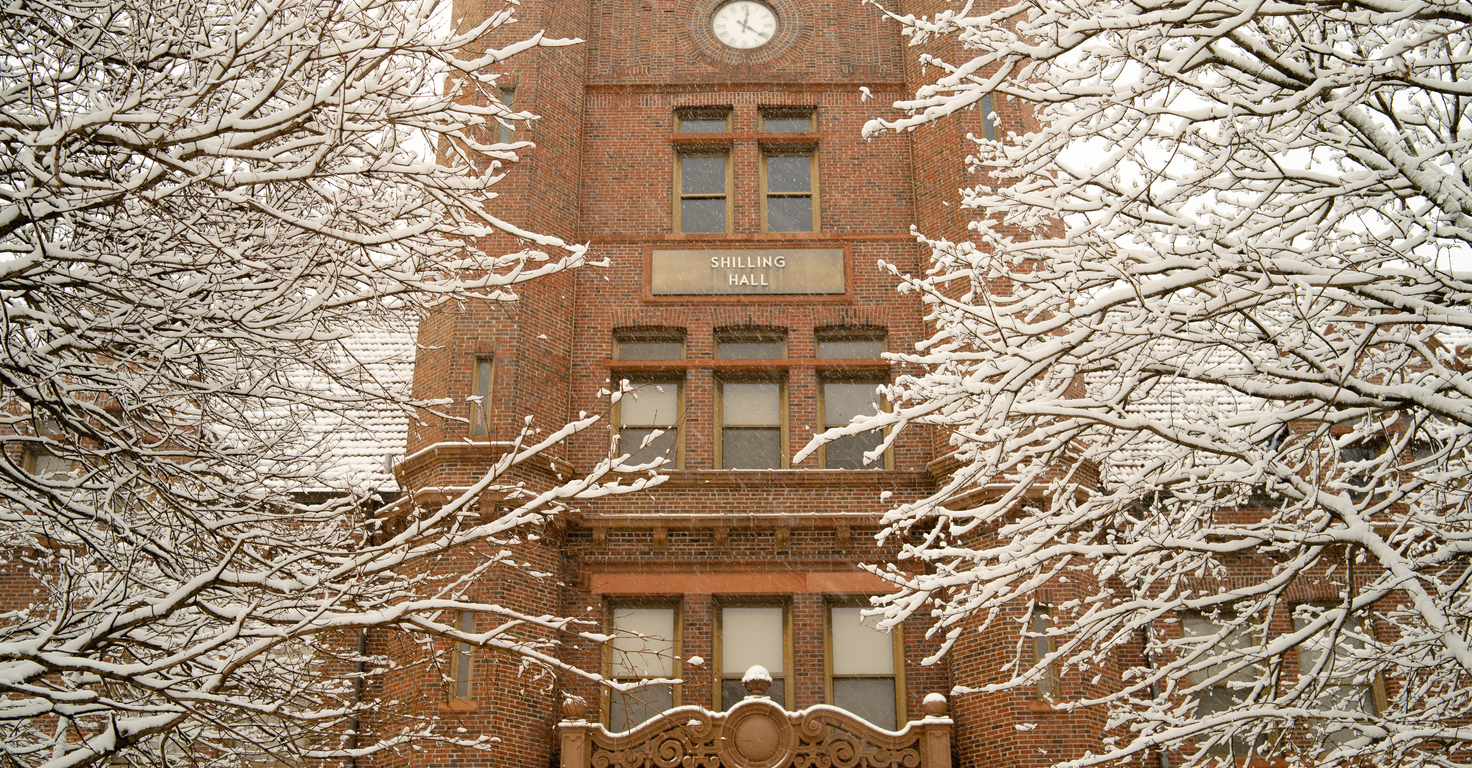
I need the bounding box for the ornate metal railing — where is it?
[558,674,953,768]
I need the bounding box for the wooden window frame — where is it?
[1182,610,1265,755]
[676,107,732,134]
[612,378,685,470]
[674,150,733,234]
[715,375,787,470]
[713,598,794,711]
[979,93,997,141]
[1029,604,1060,700]
[1292,602,1388,727]
[759,107,816,134]
[469,356,494,438]
[824,600,905,728]
[448,610,476,701]
[817,374,892,470]
[603,600,683,729]
[497,88,516,144]
[758,145,818,233]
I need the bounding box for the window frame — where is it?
[1181,610,1265,754]
[674,150,733,234]
[1028,604,1060,700]
[496,88,516,145]
[612,378,685,470]
[447,610,476,701]
[714,329,788,470]
[713,598,793,711]
[817,375,891,470]
[612,333,686,470]
[759,145,818,233]
[759,107,816,134]
[825,600,905,729]
[676,107,732,134]
[603,600,683,730]
[469,356,494,438]
[1292,602,1387,747]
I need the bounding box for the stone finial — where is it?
[561,694,588,720]
[922,692,948,718]
[742,665,773,697]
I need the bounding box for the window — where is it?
[1029,605,1059,699]
[820,380,886,469]
[817,334,884,360]
[613,335,683,469]
[761,108,814,134]
[469,356,493,438]
[828,605,901,730]
[676,153,731,233]
[25,419,69,481]
[980,93,998,141]
[1182,612,1260,753]
[761,150,816,232]
[717,603,789,709]
[716,330,786,470]
[448,611,475,700]
[678,109,731,134]
[607,605,679,731]
[497,88,515,144]
[1294,604,1382,749]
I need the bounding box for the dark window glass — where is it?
[681,156,726,195]
[681,197,726,233]
[609,686,673,731]
[764,116,811,133]
[722,428,781,469]
[617,341,683,360]
[825,432,884,470]
[470,357,493,437]
[721,678,785,710]
[767,197,812,232]
[817,338,883,359]
[766,156,810,193]
[498,89,516,144]
[680,117,728,133]
[620,428,678,467]
[980,93,996,141]
[718,340,783,359]
[833,678,896,729]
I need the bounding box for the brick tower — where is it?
[377,2,1108,767]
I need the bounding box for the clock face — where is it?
[711,1,778,50]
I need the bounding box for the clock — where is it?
[711,1,778,50]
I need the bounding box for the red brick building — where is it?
[377,1,1094,766]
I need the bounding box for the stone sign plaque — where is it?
[650,248,845,295]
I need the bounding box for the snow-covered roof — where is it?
[301,322,418,495]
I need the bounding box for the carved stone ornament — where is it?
[558,693,953,768]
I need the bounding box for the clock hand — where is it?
[739,7,753,33]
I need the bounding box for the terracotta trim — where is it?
[586,81,907,94]
[589,570,891,595]
[606,358,890,372]
[646,468,930,488]
[589,233,915,244]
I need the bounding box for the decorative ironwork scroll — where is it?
[558,679,952,768]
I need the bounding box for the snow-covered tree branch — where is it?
[0,1,655,766]
[847,0,1472,766]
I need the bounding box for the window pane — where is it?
[681,156,726,194]
[620,383,678,427]
[620,428,677,467]
[723,382,780,424]
[767,196,812,232]
[833,678,896,730]
[722,678,784,710]
[30,450,69,480]
[832,607,894,675]
[680,117,727,133]
[471,358,492,437]
[722,606,784,674]
[680,197,726,233]
[824,381,882,425]
[719,341,783,359]
[612,608,675,678]
[766,155,810,192]
[610,685,673,731]
[818,339,883,359]
[723,429,781,469]
[764,117,810,133]
[825,432,883,469]
[618,341,683,360]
